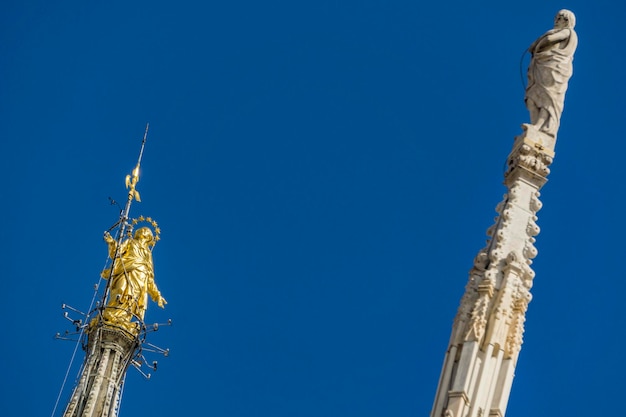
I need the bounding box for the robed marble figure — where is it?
[525,9,577,138]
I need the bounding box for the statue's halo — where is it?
[130,215,161,245]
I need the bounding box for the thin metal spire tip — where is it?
[136,122,149,168]
[126,124,149,202]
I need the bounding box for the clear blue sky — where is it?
[1,1,624,416]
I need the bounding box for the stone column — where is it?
[63,326,139,417]
[430,127,554,417]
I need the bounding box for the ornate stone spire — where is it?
[430,11,577,417]
[59,127,170,417]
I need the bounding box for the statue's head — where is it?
[554,9,575,29]
[134,227,154,245]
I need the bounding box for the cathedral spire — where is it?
[430,11,577,417]
[58,126,170,417]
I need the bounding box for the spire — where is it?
[56,126,170,417]
[124,123,148,204]
[430,11,577,417]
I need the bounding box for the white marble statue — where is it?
[525,10,578,138]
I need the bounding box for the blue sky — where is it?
[1,1,625,416]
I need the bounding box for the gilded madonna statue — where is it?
[102,227,167,332]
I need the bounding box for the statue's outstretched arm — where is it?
[147,277,167,308]
[103,231,118,259]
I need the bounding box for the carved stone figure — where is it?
[102,227,167,332]
[525,9,577,138]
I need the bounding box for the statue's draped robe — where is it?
[525,28,577,136]
[103,237,160,326]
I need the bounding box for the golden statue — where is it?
[101,227,166,333]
